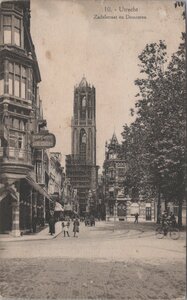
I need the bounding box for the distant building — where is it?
[61,178,78,216]
[48,152,64,212]
[48,152,63,198]
[103,133,155,222]
[103,133,127,221]
[97,174,106,220]
[0,1,56,235]
[66,77,99,216]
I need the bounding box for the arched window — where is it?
[73,128,78,154]
[88,129,92,162]
[82,96,86,108]
[80,96,86,119]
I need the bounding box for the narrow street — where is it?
[0,221,186,300]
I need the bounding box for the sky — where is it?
[30,0,185,169]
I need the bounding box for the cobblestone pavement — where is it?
[0,221,186,300]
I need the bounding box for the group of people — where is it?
[61,217,80,238]
[84,215,95,226]
[48,214,80,237]
[161,210,176,227]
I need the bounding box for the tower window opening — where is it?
[80,96,86,119]
[80,129,86,161]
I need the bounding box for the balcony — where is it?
[0,95,32,109]
[0,147,33,179]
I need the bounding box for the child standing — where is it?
[62,218,70,237]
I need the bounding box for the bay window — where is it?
[15,75,20,97]
[9,131,25,149]
[11,118,26,131]
[8,74,13,95]
[14,17,21,47]
[3,14,22,47]
[9,132,17,147]
[0,63,4,95]
[8,62,27,99]
[3,15,12,44]
[18,134,24,149]
[21,67,26,99]
[0,75,4,96]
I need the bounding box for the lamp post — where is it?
[113,201,117,232]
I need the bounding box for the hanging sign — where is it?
[31,132,56,149]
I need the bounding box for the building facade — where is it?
[48,152,63,200]
[97,174,106,220]
[66,77,98,216]
[0,0,56,235]
[103,133,155,222]
[48,152,64,219]
[61,178,78,216]
[103,133,127,221]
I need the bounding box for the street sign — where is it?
[31,132,56,149]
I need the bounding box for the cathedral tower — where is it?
[71,76,96,165]
[66,77,98,215]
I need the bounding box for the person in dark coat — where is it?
[73,218,80,237]
[134,213,139,224]
[32,214,37,233]
[168,211,176,227]
[161,210,168,227]
[49,215,55,235]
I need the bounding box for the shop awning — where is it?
[25,176,52,201]
[0,185,18,202]
[55,202,64,212]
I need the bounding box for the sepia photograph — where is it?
[0,0,186,299]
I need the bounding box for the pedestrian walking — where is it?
[62,218,70,237]
[73,217,80,237]
[49,214,55,235]
[32,213,37,233]
[134,213,139,224]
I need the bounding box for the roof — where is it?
[110,132,119,145]
[79,76,88,88]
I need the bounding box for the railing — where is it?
[0,147,32,164]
